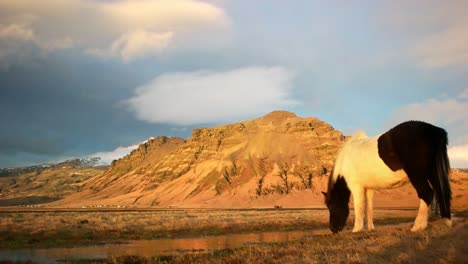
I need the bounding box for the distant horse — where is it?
[323,121,452,233]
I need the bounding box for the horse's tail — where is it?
[431,128,451,219]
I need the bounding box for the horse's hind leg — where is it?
[407,173,433,232]
[366,189,375,231]
[412,199,430,232]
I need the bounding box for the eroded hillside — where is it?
[59,111,345,207]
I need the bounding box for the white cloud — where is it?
[84,137,169,165]
[86,30,173,62]
[123,66,298,125]
[390,90,468,128]
[0,23,34,41]
[40,37,73,51]
[380,1,468,69]
[87,144,139,166]
[0,24,33,69]
[448,144,468,168]
[392,99,468,127]
[0,0,230,64]
[415,24,468,68]
[0,23,74,49]
[460,88,468,100]
[98,0,229,31]
[0,23,73,69]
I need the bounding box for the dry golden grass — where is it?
[111,215,468,264]
[0,208,415,249]
[1,209,466,263]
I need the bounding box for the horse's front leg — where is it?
[352,188,365,232]
[366,189,375,231]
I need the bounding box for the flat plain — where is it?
[1,208,466,263]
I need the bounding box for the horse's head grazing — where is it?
[323,176,351,233]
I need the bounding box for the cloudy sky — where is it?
[1,0,467,168]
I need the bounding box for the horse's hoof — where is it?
[443,218,452,228]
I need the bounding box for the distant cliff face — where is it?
[60,111,345,208]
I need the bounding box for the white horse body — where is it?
[333,133,409,190]
[333,132,429,232]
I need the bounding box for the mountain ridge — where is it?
[2,111,467,209]
[57,111,345,207]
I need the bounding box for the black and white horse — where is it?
[323,121,452,233]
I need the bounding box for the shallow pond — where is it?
[0,229,328,263]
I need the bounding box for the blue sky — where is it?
[0,0,467,167]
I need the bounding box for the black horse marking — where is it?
[323,174,350,233]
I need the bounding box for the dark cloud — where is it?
[0,53,195,167]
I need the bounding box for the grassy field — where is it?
[0,208,416,248]
[118,214,467,264]
[0,208,467,263]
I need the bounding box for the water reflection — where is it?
[1,229,327,263]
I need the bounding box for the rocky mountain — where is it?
[0,158,104,178]
[6,110,467,209]
[58,111,345,208]
[79,136,186,194]
[0,159,107,206]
